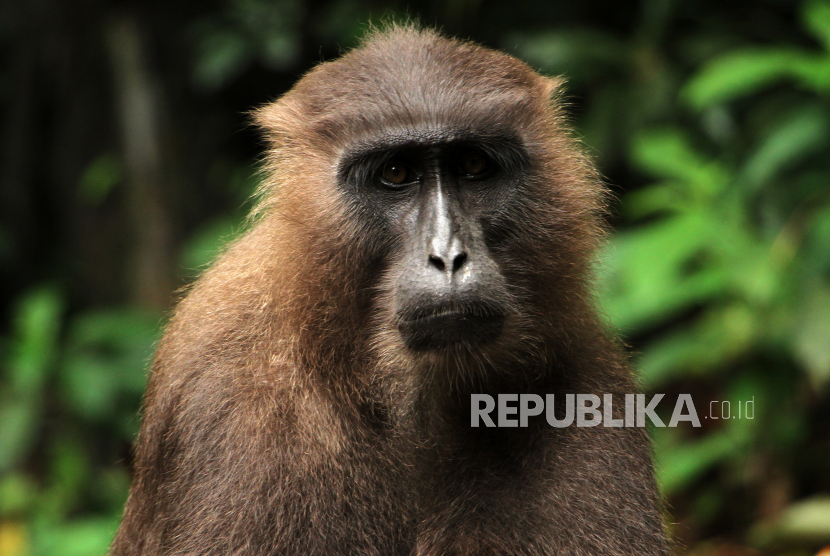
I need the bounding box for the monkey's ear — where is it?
[542,76,566,99]
[251,99,298,150]
[252,101,284,133]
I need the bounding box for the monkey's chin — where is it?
[397,311,505,352]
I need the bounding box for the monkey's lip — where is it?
[398,301,505,324]
[396,303,505,351]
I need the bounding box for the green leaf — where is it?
[622,183,682,219]
[653,424,750,495]
[740,104,829,190]
[804,0,830,52]
[7,287,63,396]
[790,54,830,92]
[61,357,120,420]
[638,303,757,387]
[750,496,830,546]
[630,129,729,202]
[598,212,730,333]
[682,48,810,110]
[60,309,159,420]
[31,518,116,556]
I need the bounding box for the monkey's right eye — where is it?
[380,161,416,187]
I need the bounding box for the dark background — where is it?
[1,0,829,554]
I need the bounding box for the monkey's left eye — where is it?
[380,161,417,188]
[458,153,492,178]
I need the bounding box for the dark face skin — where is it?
[340,130,529,352]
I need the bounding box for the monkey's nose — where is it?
[428,251,468,273]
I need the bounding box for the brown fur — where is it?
[111,26,669,556]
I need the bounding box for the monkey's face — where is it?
[256,28,603,366]
[339,134,530,353]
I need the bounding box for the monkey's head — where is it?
[255,26,605,372]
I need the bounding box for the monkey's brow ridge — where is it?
[338,128,528,173]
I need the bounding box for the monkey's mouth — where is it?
[396,301,505,351]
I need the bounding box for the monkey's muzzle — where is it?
[396,301,505,351]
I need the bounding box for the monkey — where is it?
[111,25,670,556]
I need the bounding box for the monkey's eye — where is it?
[380,161,416,188]
[458,152,491,178]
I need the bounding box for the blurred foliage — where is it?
[1,0,829,555]
[191,0,305,91]
[0,289,158,555]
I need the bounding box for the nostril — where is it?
[452,252,467,272]
[428,255,446,272]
